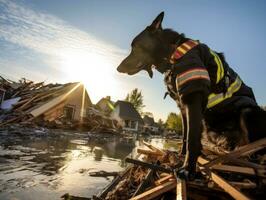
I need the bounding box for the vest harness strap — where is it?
[207,76,242,108]
[209,50,225,84]
[176,68,210,90]
[165,40,242,109]
[170,40,199,63]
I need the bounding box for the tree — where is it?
[125,88,145,112]
[165,112,182,133]
[157,118,164,127]
[142,112,153,118]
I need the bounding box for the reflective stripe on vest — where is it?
[210,50,224,84]
[176,68,210,89]
[170,40,199,63]
[207,76,242,108]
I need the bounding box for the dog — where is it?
[117,12,266,178]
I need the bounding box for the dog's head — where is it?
[117,12,165,78]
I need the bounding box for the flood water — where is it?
[0,127,179,200]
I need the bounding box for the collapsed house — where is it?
[110,100,143,132]
[0,77,117,131]
[0,76,91,125]
[143,115,160,134]
[95,96,115,115]
[29,82,92,122]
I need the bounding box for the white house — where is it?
[110,100,143,132]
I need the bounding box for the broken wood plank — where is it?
[155,174,173,185]
[228,158,265,169]
[15,94,41,111]
[203,138,266,168]
[143,141,165,155]
[176,178,187,200]
[198,156,256,176]
[211,172,251,200]
[130,180,176,200]
[125,157,172,173]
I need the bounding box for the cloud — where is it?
[0,0,126,65]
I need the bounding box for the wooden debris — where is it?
[94,139,266,200]
[0,77,119,132]
[176,178,187,200]
[132,169,153,197]
[203,138,266,168]
[210,172,251,200]
[130,180,176,200]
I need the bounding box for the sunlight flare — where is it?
[60,49,120,102]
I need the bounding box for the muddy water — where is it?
[0,128,179,200]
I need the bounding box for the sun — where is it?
[60,50,119,102]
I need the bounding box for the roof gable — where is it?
[114,100,142,122]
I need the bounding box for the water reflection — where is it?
[0,130,179,200]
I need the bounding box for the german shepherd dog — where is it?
[117,12,266,178]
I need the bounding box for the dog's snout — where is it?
[117,65,124,73]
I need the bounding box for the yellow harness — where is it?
[170,40,242,108]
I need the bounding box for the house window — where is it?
[131,121,137,129]
[125,120,130,128]
[64,105,75,120]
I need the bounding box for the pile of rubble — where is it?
[102,140,266,200]
[63,139,266,200]
[0,76,118,132]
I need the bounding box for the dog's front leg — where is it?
[178,104,187,155]
[180,92,204,177]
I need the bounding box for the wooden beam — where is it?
[155,174,173,185]
[130,180,176,200]
[203,138,266,168]
[198,156,256,176]
[176,178,187,200]
[15,94,41,111]
[211,172,251,200]
[228,158,265,170]
[143,141,165,155]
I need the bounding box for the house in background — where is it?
[29,82,92,122]
[143,115,160,134]
[95,96,114,115]
[110,100,143,132]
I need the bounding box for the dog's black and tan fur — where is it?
[117,12,266,177]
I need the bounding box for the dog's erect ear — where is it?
[150,12,164,30]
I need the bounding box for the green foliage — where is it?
[125,88,145,112]
[142,112,153,118]
[165,112,182,133]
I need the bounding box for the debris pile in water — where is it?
[62,140,266,200]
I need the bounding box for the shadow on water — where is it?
[0,129,179,200]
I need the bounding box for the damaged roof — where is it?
[0,76,92,125]
[114,100,143,122]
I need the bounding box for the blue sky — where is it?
[0,0,266,121]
